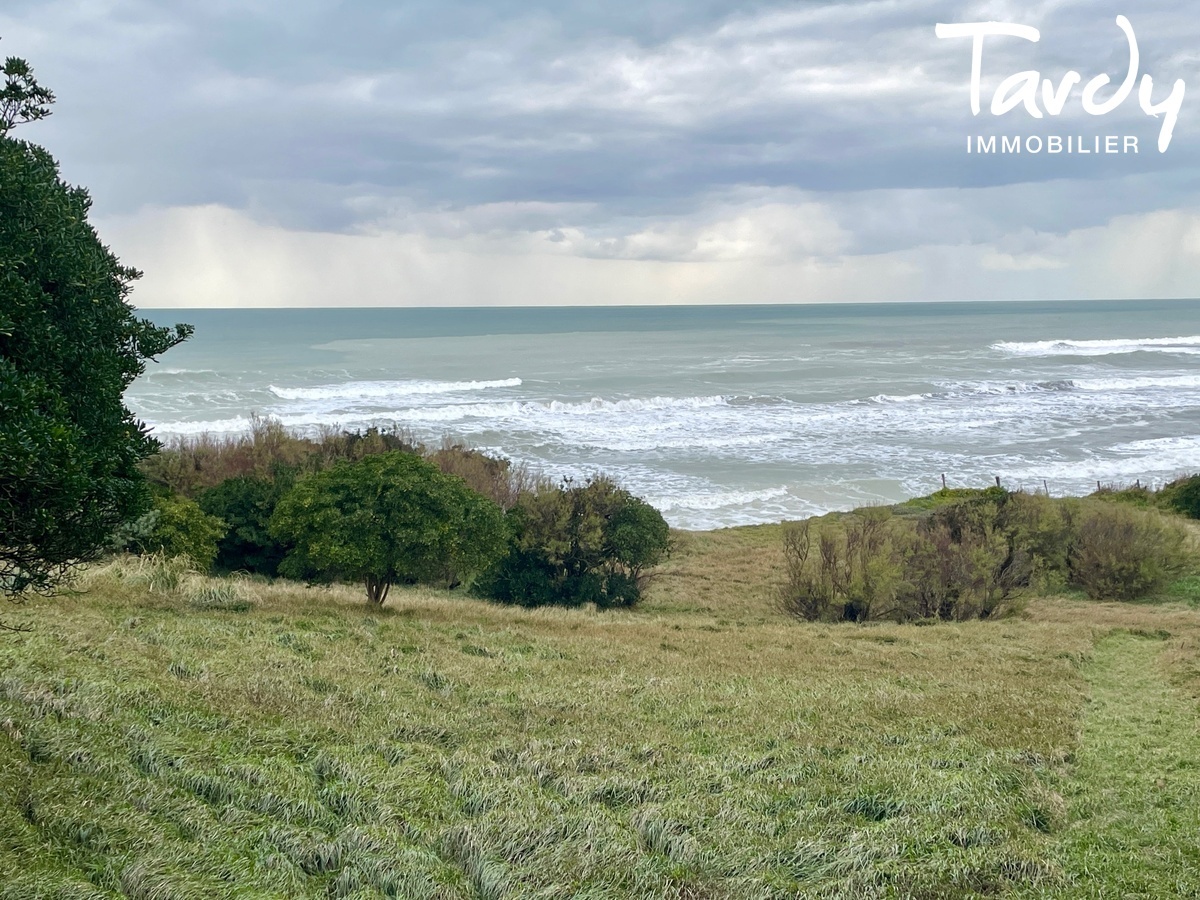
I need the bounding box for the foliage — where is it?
[0,52,54,135]
[121,495,226,572]
[780,489,1188,622]
[141,418,540,512]
[0,56,190,596]
[429,439,545,510]
[780,509,902,622]
[476,477,671,609]
[1158,474,1200,520]
[898,517,1012,621]
[894,486,1002,513]
[269,452,508,605]
[1067,502,1190,601]
[140,417,420,497]
[198,475,291,576]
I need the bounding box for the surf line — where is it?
[936,16,1185,152]
[967,135,1139,154]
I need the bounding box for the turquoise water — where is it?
[132,300,1200,529]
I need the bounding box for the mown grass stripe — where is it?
[1025,631,1200,897]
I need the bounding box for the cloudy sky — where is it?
[3,0,1199,306]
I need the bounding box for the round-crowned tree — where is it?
[268,451,509,605]
[1,51,191,600]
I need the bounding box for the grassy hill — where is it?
[2,525,1200,898]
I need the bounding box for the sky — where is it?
[2,0,1199,307]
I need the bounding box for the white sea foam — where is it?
[268,378,522,401]
[390,395,731,423]
[147,395,734,436]
[1071,374,1200,392]
[993,336,1200,357]
[868,393,931,404]
[649,486,791,513]
[869,374,1200,406]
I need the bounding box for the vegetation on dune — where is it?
[113,493,227,573]
[141,419,539,513]
[269,452,510,605]
[1090,472,1200,520]
[781,488,1194,623]
[0,54,190,599]
[131,419,673,610]
[196,475,291,576]
[476,476,671,610]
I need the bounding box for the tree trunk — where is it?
[365,576,391,606]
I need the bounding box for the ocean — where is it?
[131,300,1200,530]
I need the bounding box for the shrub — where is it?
[428,440,544,510]
[121,495,225,572]
[994,492,1071,589]
[472,541,562,609]
[141,417,420,497]
[198,475,290,576]
[902,515,1024,621]
[269,451,508,605]
[1159,474,1200,520]
[1067,503,1189,601]
[780,509,903,622]
[475,477,671,609]
[782,491,1072,623]
[779,519,842,622]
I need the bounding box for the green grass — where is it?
[1166,574,1200,609]
[1,538,1199,898]
[1017,630,1200,898]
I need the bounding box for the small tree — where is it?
[268,452,508,605]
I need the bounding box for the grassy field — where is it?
[2,524,1200,898]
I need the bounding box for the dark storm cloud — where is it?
[2,0,1198,257]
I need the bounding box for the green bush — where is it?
[269,451,508,605]
[1067,503,1190,601]
[780,509,902,622]
[995,492,1071,589]
[123,495,226,572]
[781,491,1075,623]
[898,519,1012,621]
[198,476,290,576]
[1159,475,1200,520]
[475,477,670,609]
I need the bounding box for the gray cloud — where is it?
[2,0,1198,303]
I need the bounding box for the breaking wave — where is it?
[268,378,522,401]
[993,336,1200,357]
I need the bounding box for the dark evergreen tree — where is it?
[1,49,191,598]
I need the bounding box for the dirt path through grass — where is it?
[1032,630,1200,897]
